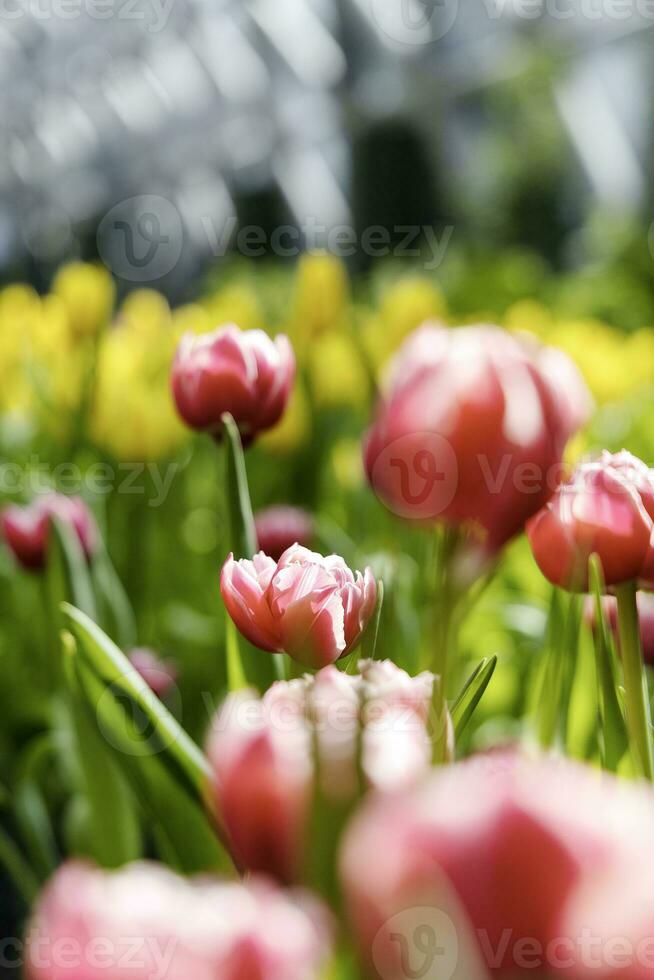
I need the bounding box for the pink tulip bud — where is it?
[254,506,314,561]
[585,592,654,667]
[128,648,178,699]
[171,324,295,442]
[26,861,331,980]
[527,452,654,591]
[340,752,654,979]
[220,545,377,669]
[363,324,592,552]
[1,493,97,572]
[207,660,440,883]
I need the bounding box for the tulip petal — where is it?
[221,554,281,652]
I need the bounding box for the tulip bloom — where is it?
[254,506,314,561]
[171,324,295,442]
[220,545,377,669]
[340,752,654,979]
[1,493,97,572]
[26,861,331,980]
[363,323,592,551]
[207,659,443,883]
[527,452,654,591]
[128,648,178,698]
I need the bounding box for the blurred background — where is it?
[4,0,654,308]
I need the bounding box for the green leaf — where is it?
[51,516,97,620]
[60,605,234,874]
[536,589,582,749]
[451,656,497,738]
[63,634,142,868]
[222,412,257,559]
[588,555,628,771]
[73,655,232,874]
[61,603,209,797]
[91,542,137,650]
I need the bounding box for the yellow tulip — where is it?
[361,276,446,372]
[259,380,311,455]
[292,252,350,340]
[307,330,369,408]
[51,262,115,338]
[202,284,263,333]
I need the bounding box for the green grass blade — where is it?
[451,656,497,738]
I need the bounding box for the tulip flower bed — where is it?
[5,254,654,979]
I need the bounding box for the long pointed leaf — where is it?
[63,634,142,868]
[61,603,209,796]
[51,516,97,620]
[92,542,137,650]
[73,655,233,874]
[451,656,497,738]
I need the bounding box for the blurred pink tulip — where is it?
[26,861,331,980]
[340,752,654,979]
[1,493,97,572]
[220,545,377,669]
[363,323,592,552]
[561,858,654,980]
[128,649,178,699]
[207,659,441,883]
[171,324,295,442]
[254,506,314,561]
[527,452,654,591]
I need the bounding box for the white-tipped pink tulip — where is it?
[207,660,439,883]
[364,323,592,551]
[26,861,331,980]
[171,324,295,443]
[1,493,97,572]
[220,545,377,669]
[340,751,654,979]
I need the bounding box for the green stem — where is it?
[427,527,460,694]
[616,582,654,780]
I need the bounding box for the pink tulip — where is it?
[254,506,314,561]
[340,752,654,979]
[363,323,592,552]
[220,545,377,669]
[561,859,654,979]
[26,861,331,980]
[171,324,295,442]
[1,494,97,572]
[207,659,439,883]
[128,649,178,699]
[527,452,654,591]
